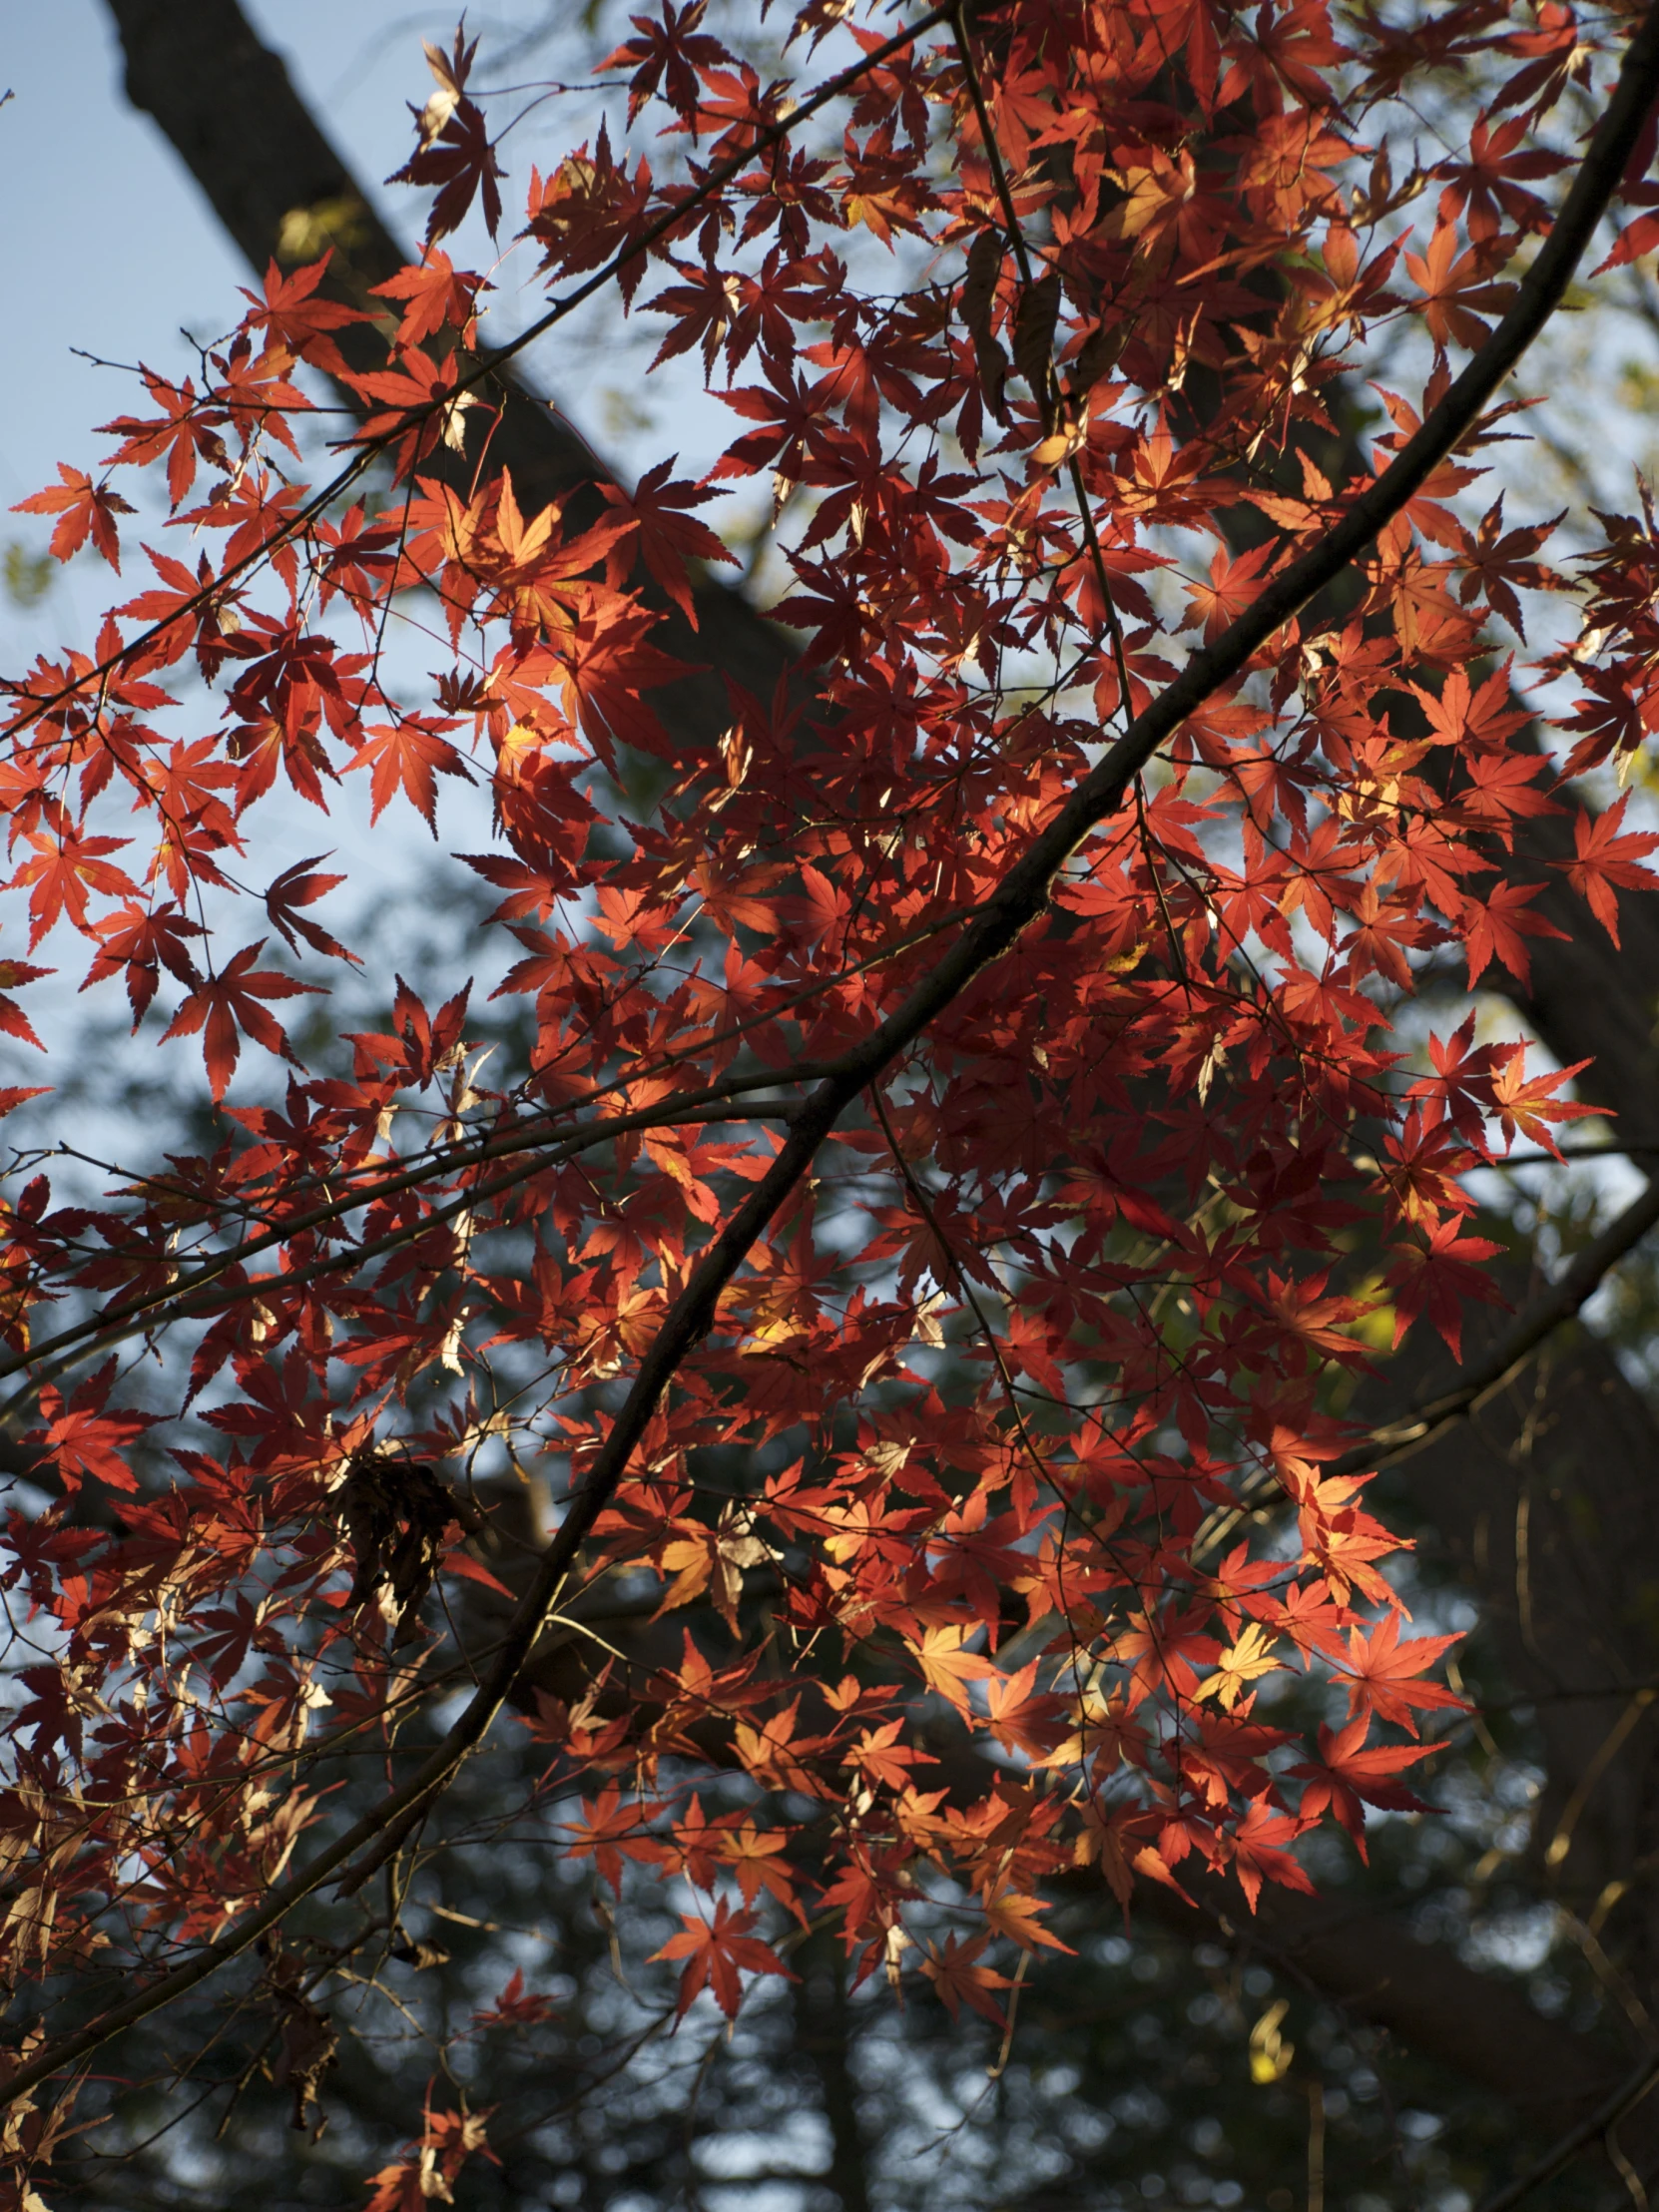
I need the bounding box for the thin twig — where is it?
[1475,2050,1659,2212]
[947,3,1139,718]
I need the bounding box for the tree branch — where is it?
[1475,2049,1659,2212]
[1327,1175,1659,1477]
[0,890,984,1402]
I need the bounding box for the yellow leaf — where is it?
[1249,1997,1294,2084]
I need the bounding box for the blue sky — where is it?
[1,4,485,646]
[0,4,545,1119]
[0,3,758,661]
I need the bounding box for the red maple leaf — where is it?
[471,1967,559,2029]
[343,346,473,477]
[1385,1215,1505,1358]
[12,465,135,571]
[600,457,739,627]
[650,1898,794,2020]
[918,1933,1013,2024]
[364,2111,495,2212]
[1436,113,1566,242]
[362,2160,426,2212]
[983,1886,1074,1952]
[264,854,357,964]
[116,544,239,681]
[1290,1716,1436,1858]
[81,901,206,1025]
[1489,1043,1596,1155]
[0,939,53,1051]
[238,253,369,379]
[1332,1614,1468,1736]
[1402,224,1517,353]
[1458,876,1566,987]
[8,813,139,949]
[387,92,505,244]
[159,939,323,1101]
[1182,539,1275,641]
[981,1659,1068,1760]
[600,0,731,124]
[97,370,229,506]
[1406,1013,1504,1143]
[1227,1800,1317,1912]
[347,720,475,830]
[29,1361,156,1499]
[1592,178,1659,276]
[563,1785,666,1895]
[1565,796,1659,945]
[370,249,487,349]
[1447,497,1562,638]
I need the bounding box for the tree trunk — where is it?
[791,1930,877,2212]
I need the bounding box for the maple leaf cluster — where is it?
[0,0,1657,2187]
